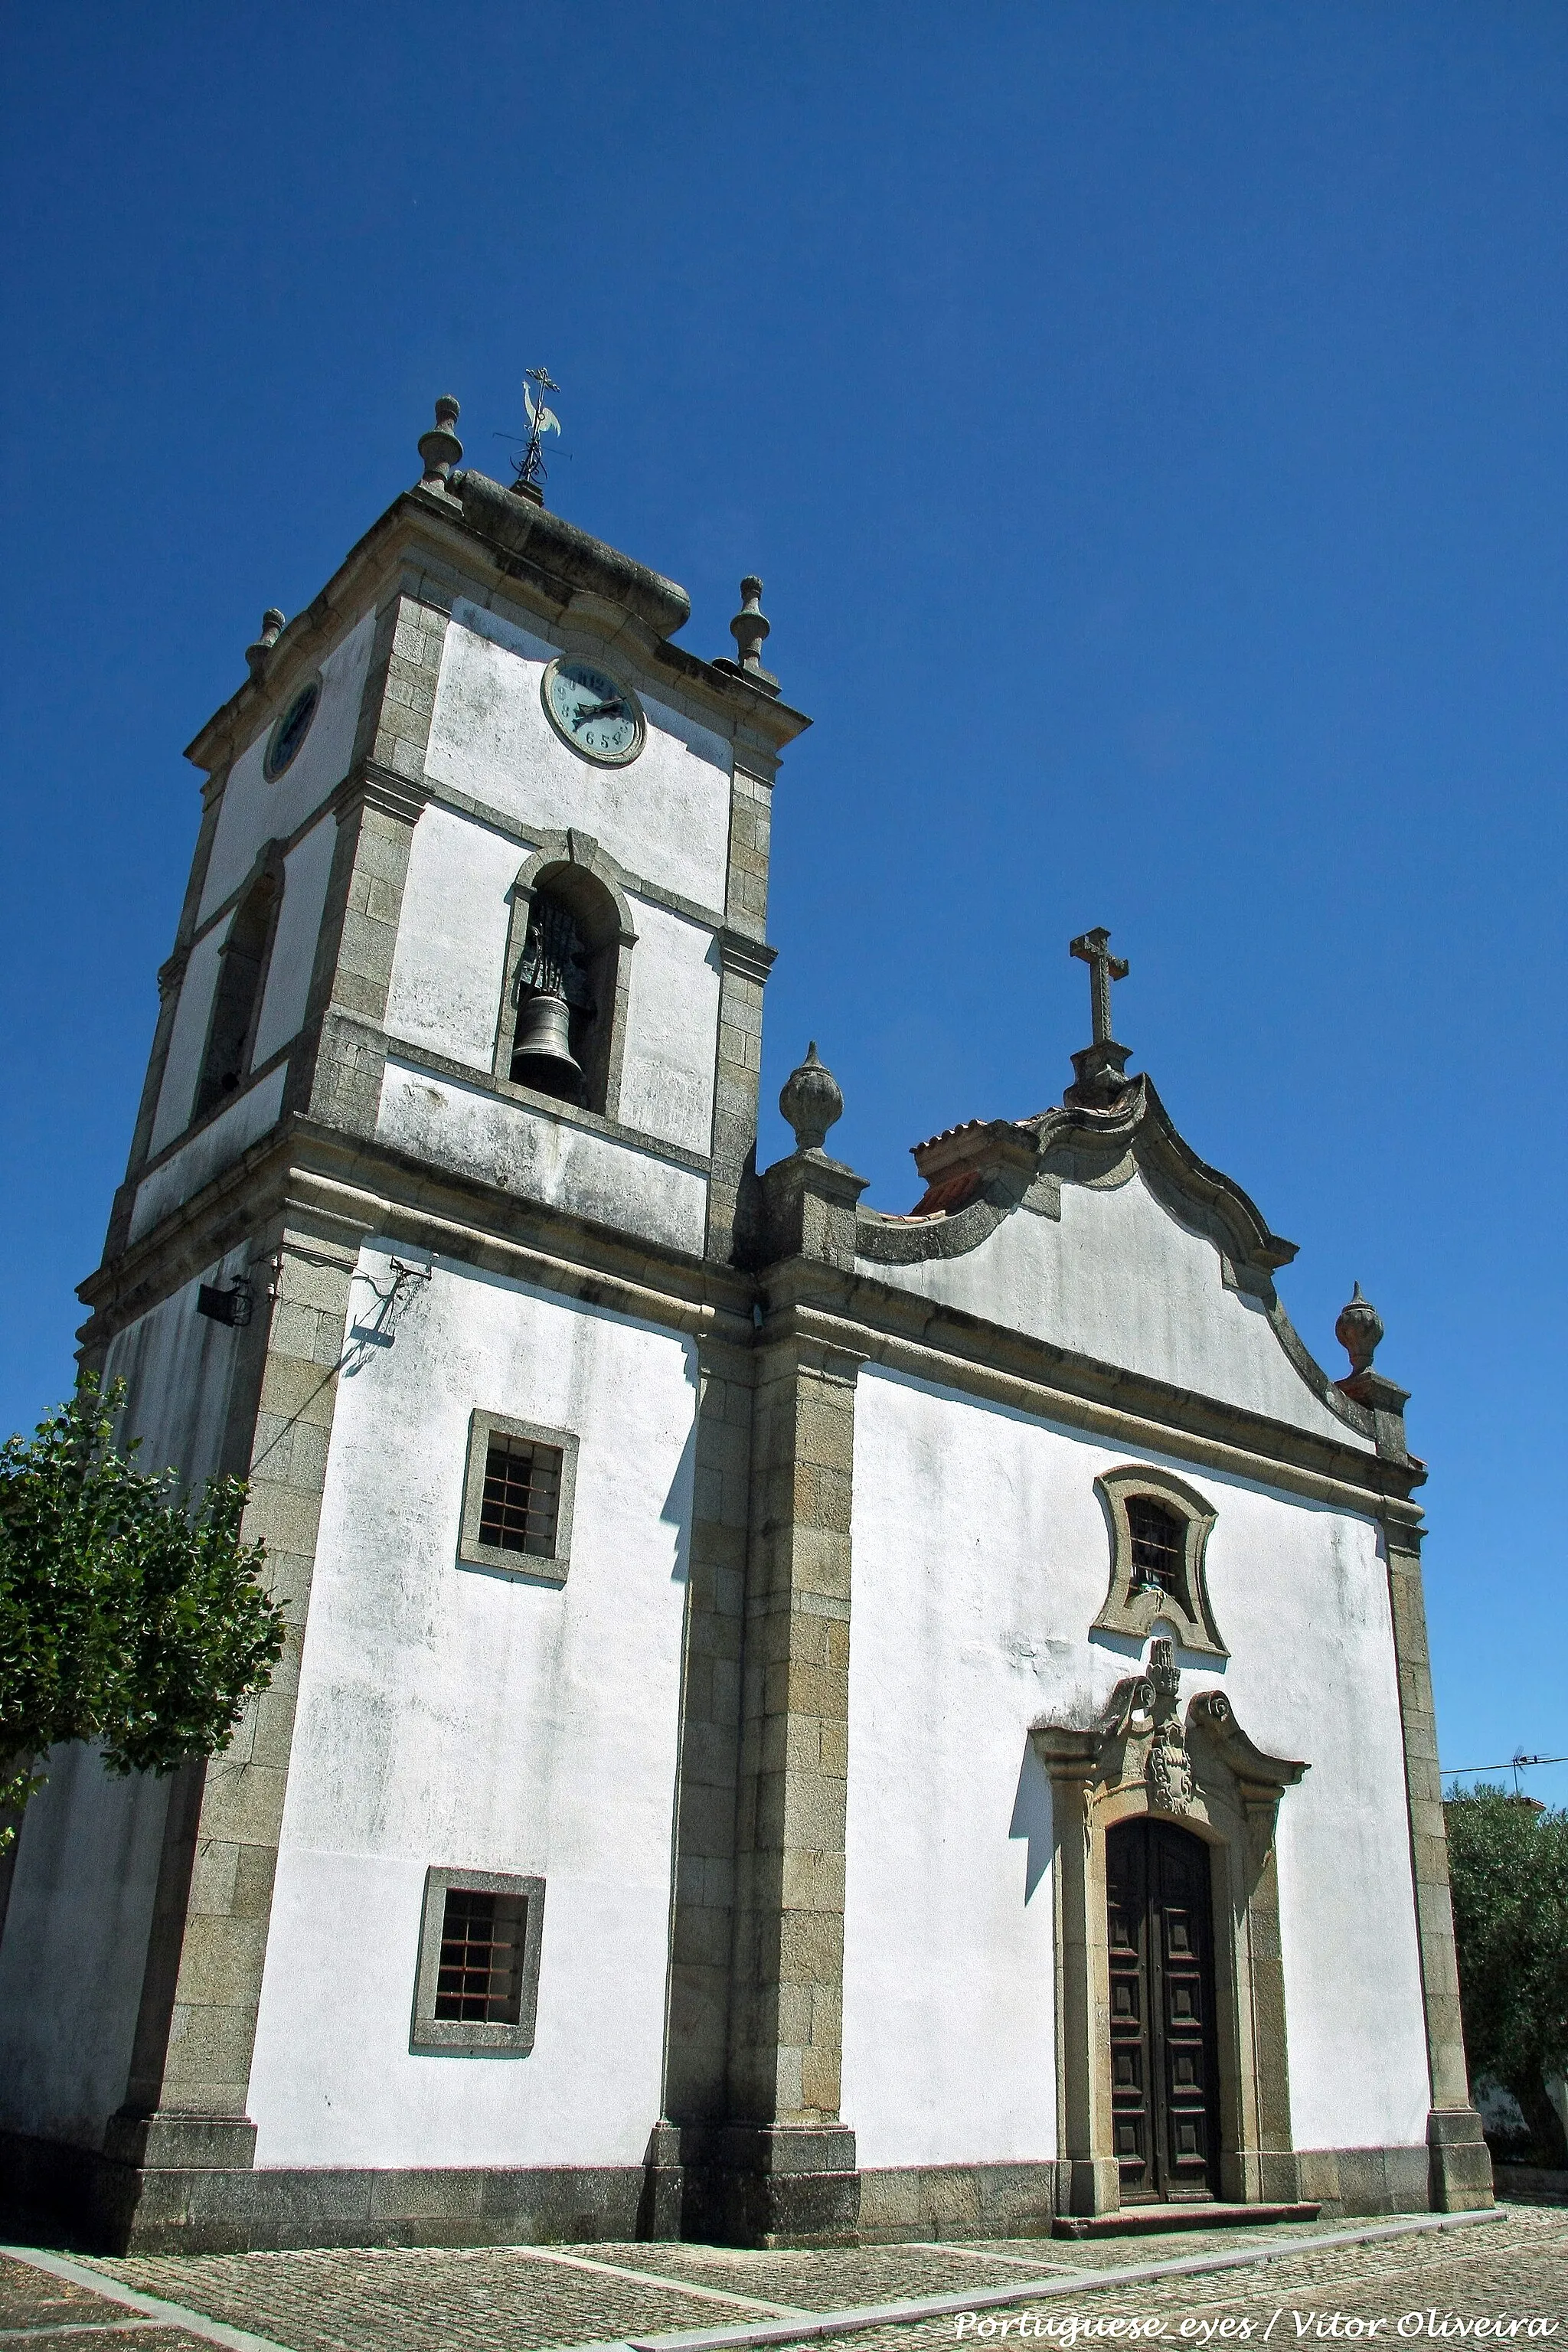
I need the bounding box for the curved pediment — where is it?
[854,1075,1377,1453]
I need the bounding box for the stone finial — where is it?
[1334,1282,1383,1376]
[418,394,463,490]
[728,576,780,695]
[779,1042,843,1153]
[244,608,286,681]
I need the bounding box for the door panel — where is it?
[1105,1818,1221,2202]
[1106,1821,1155,2195]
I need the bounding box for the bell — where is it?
[511,990,582,1087]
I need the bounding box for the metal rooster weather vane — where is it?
[514,367,562,494]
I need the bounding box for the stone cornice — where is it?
[184,482,811,777]
[81,1112,1421,1521]
[77,1119,753,1358]
[332,762,428,827]
[717,937,779,986]
[756,1271,1426,1520]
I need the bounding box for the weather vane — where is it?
[515,366,561,494]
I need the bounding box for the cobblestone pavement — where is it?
[2,2200,1552,2352]
[813,2207,1568,2352]
[0,2249,223,2351]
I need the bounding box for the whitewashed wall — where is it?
[841,1365,1430,2174]
[862,1171,1372,1451]
[247,1246,698,2171]
[425,602,733,914]
[376,1060,707,1256]
[382,805,519,1073]
[0,1253,254,2147]
[616,899,720,1156]
[0,1752,172,2150]
[381,803,723,1168]
[149,919,227,1155]
[133,1067,286,1242]
[198,609,376,925]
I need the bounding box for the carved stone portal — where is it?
[1031,1642,1308,2217]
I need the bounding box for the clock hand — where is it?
[574,697,626,722]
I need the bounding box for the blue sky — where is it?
[2,4,1564,1802]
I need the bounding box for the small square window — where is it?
[458,1409,578,1584]
[435,1886,528,2024]
[479,1432,562,1559]
[412,1867,545,2055]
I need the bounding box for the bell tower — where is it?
[9,398,818,2250]
[104,394,810,1280]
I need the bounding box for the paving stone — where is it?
[798,2207,1568,2352]
[976,2220,1367,2272]
[96,2247,779,2352]
[77,2206,1568,2352]
[591,2243,1066,2306]
[0,2252,218,2350]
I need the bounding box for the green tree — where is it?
[0,1377,285,1844]
[1445,1784,1568,2168]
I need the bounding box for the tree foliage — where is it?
[0,1377,286,1843]
[1445,1784,1568,2167]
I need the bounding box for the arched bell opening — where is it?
[193,860,282,1122]
[499,858,632,1117]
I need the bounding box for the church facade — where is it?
[0,403,1492,2251]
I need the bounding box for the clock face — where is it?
[264,678,321,780]
[541,658,645,766]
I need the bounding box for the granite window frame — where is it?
[1090,1463,1228,1660]
[410,1866,547,2056]
[457,1406,579,1586]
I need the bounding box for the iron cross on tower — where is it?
[1065,926,1134,1108]
[1070,926,1129,1044]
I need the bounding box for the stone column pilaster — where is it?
[284,769,425,1138]
[1381,1508,1493,2212]
[707,936,775,1265]
[705,755,776,1266]
[1234,1804,1300,2207]
[102,1204,368,2249]
[645,1328,755,2236]
[1044,1762,1118,2220]
[279,580,445,1140]
[720,1316,862,2243]
[707,1145,868,2245]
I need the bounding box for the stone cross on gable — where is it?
[1070,927,1129,1047]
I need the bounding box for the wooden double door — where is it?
[1106,1818,1222,2202]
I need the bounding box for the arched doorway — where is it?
[1106,1817,1221,2203]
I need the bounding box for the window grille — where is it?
[478,1433,564,1559]
[413,1866,544,2052]
[433,1886,528,2025]
[1128,1498,1183,1594]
